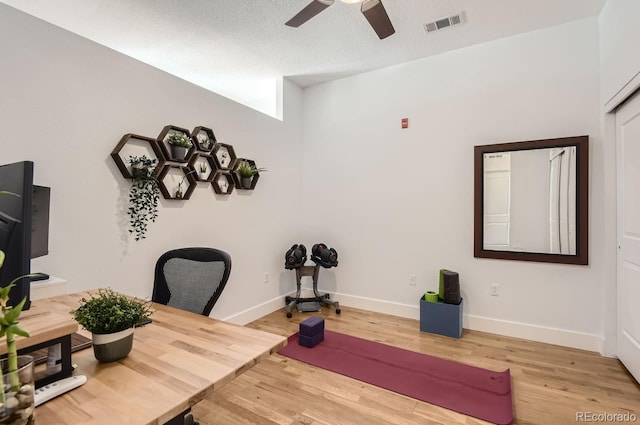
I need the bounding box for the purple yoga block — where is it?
[299,332,324,348]
[300,316,324,337]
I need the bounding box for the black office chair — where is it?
[153,247,231,317]
[153,247,232,425]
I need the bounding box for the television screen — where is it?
[31,185,50,259]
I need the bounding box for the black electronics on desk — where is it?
[0,161,51,310]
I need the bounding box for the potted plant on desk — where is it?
[0,252,37,424]
[70,288,153,363]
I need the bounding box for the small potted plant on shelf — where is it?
[198,163,209,180]
[198,135,212,150]
[235,160,266,189]
[0,250,37,424]
[218,151,229,168]
[70,288,153,363]
[166,132,193,160]
[175,179,184,199]
[127,156,160,241]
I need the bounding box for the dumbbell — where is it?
[284,244,307,269]
[311,243,338,268]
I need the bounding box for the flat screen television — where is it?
[0,161,50,309]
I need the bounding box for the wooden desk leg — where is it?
[164,408,195,425]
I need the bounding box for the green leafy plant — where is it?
[198,136,212,149]
[70,288,152,335]
[235,160,267,178]
[166,132,193,148]
[127,155,159,241]
[198,163,208,173]
[0,260,39,393]
[0,282,30,392]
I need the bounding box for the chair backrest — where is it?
[153,247,231,316]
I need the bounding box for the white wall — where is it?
[0,4,304,322]
[301,18,604,351]
[0,4,622,353]
[599,0,640,105]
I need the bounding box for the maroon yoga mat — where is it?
[278,330,513,425]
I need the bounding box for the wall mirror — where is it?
[474,135,589,265]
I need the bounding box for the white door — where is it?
[616,91,640,382]
[483,153,511,250]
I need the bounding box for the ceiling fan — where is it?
[285,0,395,40]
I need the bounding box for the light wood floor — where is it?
[192,306,640,425]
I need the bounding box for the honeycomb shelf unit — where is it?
[213,142,237,171]
[111,133,165,179]
[212,171,235,195]
[192,126,216,153]
[157,125,195,163]
[233,158,261,190]
[112,125,261,202]
[157,164,197,200]
[188,152,217,183]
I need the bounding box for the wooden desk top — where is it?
[0,301,78,355]
[18,293,287,425]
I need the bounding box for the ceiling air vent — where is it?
[424,12,464,33]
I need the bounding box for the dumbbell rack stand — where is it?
[285,264,340,318]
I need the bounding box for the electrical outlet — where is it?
[409,274,417,286]
[264,272,269,284]
[491,283,500,296]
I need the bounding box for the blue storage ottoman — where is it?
[419,297,463,338]
[299,316,325,348]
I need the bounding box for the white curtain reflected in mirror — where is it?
[548,147,576,255]
[483,147,577,254]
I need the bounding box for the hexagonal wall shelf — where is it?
[212,171,235,195]
[192,126,217,152]
[157,125,195,163]
[188,152,217,183]
[111,133,165,179]
[213,143,237,170]
[232,158,262,190]
[157,164,197,200]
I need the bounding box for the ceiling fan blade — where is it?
[286,0,335,28]
[361,0,395,39]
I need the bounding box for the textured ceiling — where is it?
[1,0,607,117]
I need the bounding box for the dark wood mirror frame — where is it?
[474,135,589,265]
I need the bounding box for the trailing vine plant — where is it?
[127,155,159,241]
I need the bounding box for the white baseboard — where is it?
[221,295,288,325]
[464,314,604,353]
[330,292,421,320]
[221,290,603,353]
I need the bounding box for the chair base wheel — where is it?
[286,312,293,318]
[336,309,341,314]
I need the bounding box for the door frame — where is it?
[601,72,640,357]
